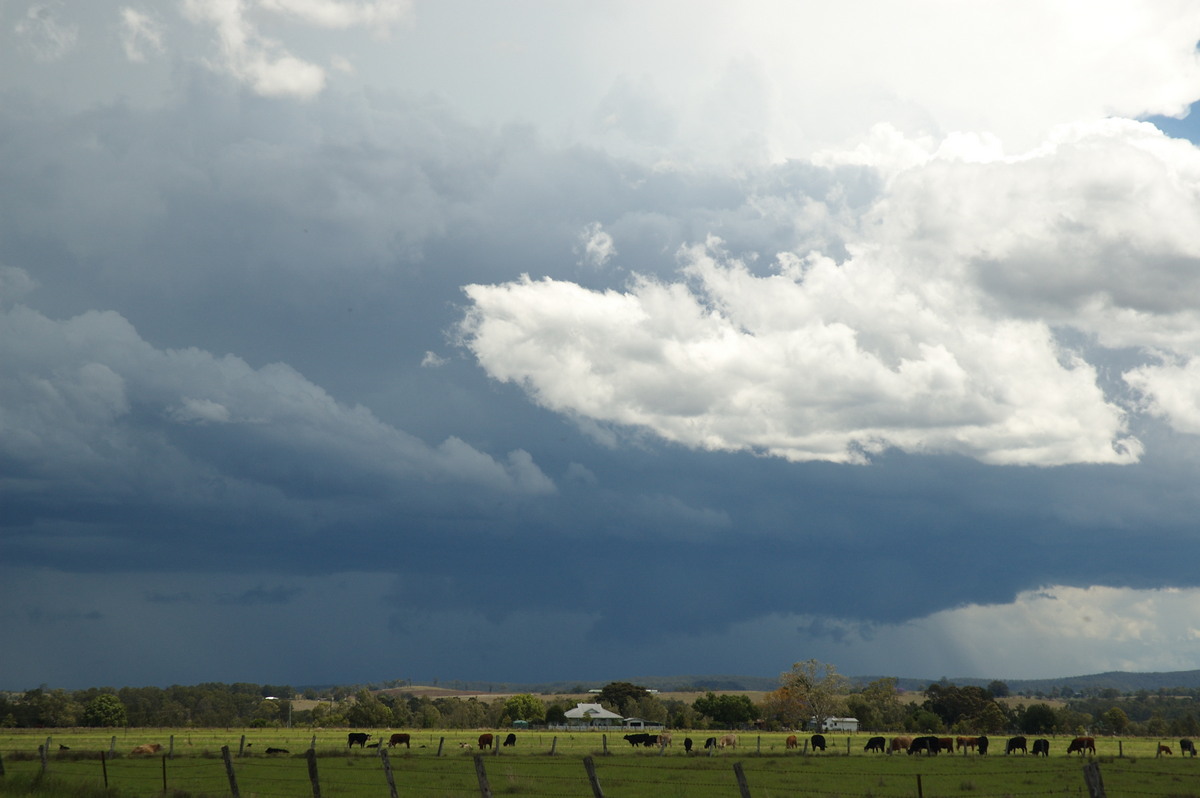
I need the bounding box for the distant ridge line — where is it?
[359,669,1200,695]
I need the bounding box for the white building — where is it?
[812,717,859,732]
[563,703,624,727]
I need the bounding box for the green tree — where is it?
[854,677,906,730]
[1019,703,1058,734]
[987,681,1010,698]
[693,692,757,727]
[503,694,546,723]
[971,701,1010,734]
[346,689,393,727]
[780,660,849,730]
[1100,706,1129,734]
[81,694,127,727]
[598,682,649,713]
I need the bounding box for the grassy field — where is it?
[2,728,1197,797]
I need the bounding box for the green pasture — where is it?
[2,729,1198,797]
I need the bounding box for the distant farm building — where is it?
[811,717,859,732]
[563,703,624,727]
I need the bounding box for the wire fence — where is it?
[3,740,1193,797]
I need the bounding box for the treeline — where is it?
[4,677,1200,736]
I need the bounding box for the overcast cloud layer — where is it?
[3,1,1200,690]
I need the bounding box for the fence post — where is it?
[0,751,6,777]
[602,734,608,755]
[221,745,240,798]
[161,753,168,794]
[110,736,116,757]
[549,736,557,755]
[582,755,605,798]
[99,751,106,788]
[38,744,47,777]
[1083,762,1106,798]
[306,748,322,798]
[473,754,493,798]
[1118,740,1123,758]
[238,734,246,757]
[733,761,752,798]
[437,736,445,756]
[379,747,399,798]
[756,735,761,755]
[310,734,317,752]
[168,734,175,759]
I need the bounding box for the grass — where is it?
[2,729,1197,797]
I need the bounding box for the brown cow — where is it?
[785,734,798,750]
[956,736,978,753]
[1066,736,1095,755]
[889,736,913,754]
[388,733,410,748]
[131,743,162,755]
[937,737,954,754]
[1159,744,1173,756]
[718,734,737,749]
[478,733,494,750]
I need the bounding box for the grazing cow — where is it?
[864,736,886,753]
[366,742,380,749]
[937,737,954,754]
[58,745,70,751]
[718,734,737,749]
[703,737,717,750]
[955,736,976,753]
[683,737,694,753]
[503,733,517,747]
[907,736,939,755]
[347,733,371,749]
[478,733,494,750]
[1066,736,1095,756]
[977,736,989,756]
[388,733,411,749]
[623,733,653,747]
[1181,739,1197,757]
[785,735,799,750]
[1032,739,1050,757]
[657,733,672,747]
[1006,736,1027,755]
[1159,744,1173,756]
[889,736,913,754]
[131,743,163,755]
[810,734,826,752]
[265,747,289,755]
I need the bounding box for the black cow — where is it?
[977,736,989,755]
[623,733,653,747]
[1032,739,1049,756]
[503,733,517,747]
[908,736,940,755]
[703,737,717,750]
[265,747,289,755]
[864,736,886,753]
[683,737,693,753]
[810,734,826,751]
[1006,736,1027,755]
[347,732,371,748]
[1182,739,1197,757]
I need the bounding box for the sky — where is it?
[3,1,1200,692]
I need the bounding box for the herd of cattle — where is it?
[121,732,1200,758]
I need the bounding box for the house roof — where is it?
[563,702,623,720]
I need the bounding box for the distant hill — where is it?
[365,670,1200,697]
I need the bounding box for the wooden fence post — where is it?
[306,748,322,798]
[756,735,761,754]
[0,751,6,777]
[109,736,116,757]
[221,746,240,798]
[437,736,445,756]
[473,754,493,798]
[1083,762,1106,798]
[733,761,752,798]
[161,753,168,794]
[168,734,175,759]
[549,736,557,755]
[38,744,47,777]
[582,755,605,798]
[238,734,246,757]
[916,773,924,798]
[379,747,399,798]
[99,751,107,788]
[602,734,608,755]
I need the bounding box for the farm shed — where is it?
[623,717,665,730]
[563,703,624,727]
[812,717,859,732]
